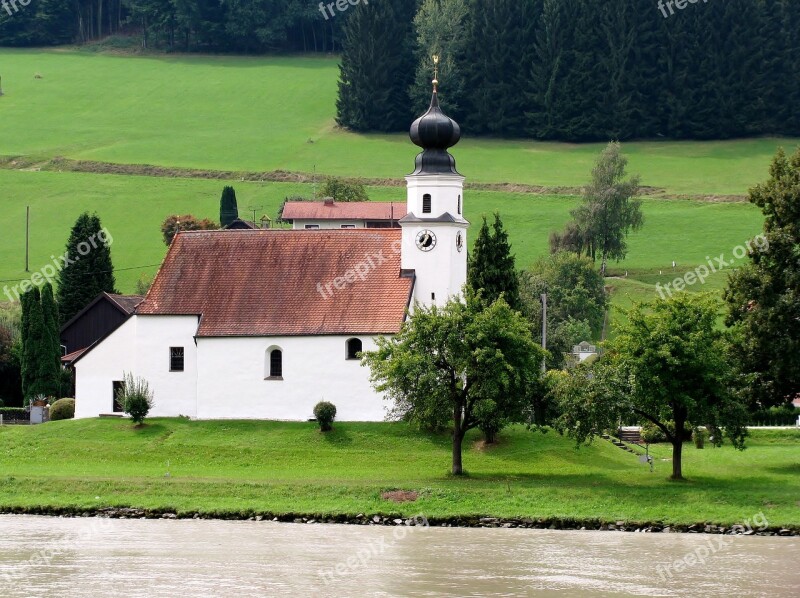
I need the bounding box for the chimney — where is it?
[323,197,335,206]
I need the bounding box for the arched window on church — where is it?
[266,347,283,379]
[458,194,461,214]
[346,338,363,360]
[422,194,432,214]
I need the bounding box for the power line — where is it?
[0,263,163,285]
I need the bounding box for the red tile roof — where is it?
[107,294,144,314]
[282,201,407,222]
[137,229,413,336]
[62,348,86,363]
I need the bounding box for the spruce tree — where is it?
[219,186,239,228]
[336,0,416,132]
[56,213,116,326]
[467,213,521,311]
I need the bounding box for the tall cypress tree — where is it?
[56,213,116,326]
[220,186,239,228]
[467,213,521,311]
[336,0,417,132]
[21,287,59,402]
[40,282,62,396]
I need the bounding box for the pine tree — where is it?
[56,213,116,326]
[336,0,416,132]
[219,186,239,228]
[467,213,521,311]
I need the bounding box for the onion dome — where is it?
[409,79,461,175]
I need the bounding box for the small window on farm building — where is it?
[112,380,125,413]
[170,347,184,372]
[422,194,432,214]
[266,347,283,379]
[304,224,320,230]
[346,338,363,360]
[341,224,356,229]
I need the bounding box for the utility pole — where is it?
[25,205,30,272]
[540,293,547,373]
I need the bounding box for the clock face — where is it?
[416,229,437,252]
[456,231,464,252]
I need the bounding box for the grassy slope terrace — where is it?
[0,419,797,528]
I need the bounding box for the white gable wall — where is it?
[195,335,389,421]
[74,315,199,419]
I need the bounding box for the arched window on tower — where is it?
[266,347,283,379]
[422,194,432,214]
[346,338,363,360]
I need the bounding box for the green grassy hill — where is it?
[0,419,797,527]
[0,48,787,319]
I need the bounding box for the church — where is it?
[73,82,469,421]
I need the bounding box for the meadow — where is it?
[0,419,797,527]
[0,48,788,314]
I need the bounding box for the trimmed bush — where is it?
[119,372,155,425]
[0,407,26,420]
[313,401,337,432]
[49,398,75,421]
[693,427,709,449]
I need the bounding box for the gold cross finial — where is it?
[432,55,440,92]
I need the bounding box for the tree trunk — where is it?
[452,432,464,475]
[671,438,683,480]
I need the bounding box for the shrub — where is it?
[119,372,155,425]
[641,422,666,444]
[693,427,709,449]
[474,399,504,444]
[49,398,75,421]
[319,177,369,203]
[0,407,25,420]
[161,214,219,246]
[313,401,337,431]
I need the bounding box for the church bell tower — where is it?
[400,58,468,308]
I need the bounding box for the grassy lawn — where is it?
[0,169,764,294]
[1,48,798,195]
[0,419,797,527]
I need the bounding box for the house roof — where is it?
[282,201,407,222]
[62,348,86,364]
[60,292,143,333]
[136,229,414,337]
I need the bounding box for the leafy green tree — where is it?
[336,0,417,132]
[56,213,116,326]
[161,214,220,246]
[552,293,747,480]
[120,372,155,426]
[219,186,239,228]
[467,213,521,312]
[725,148,800,409]
[556,142,642,276]
[363,289,546,475]
[519,252,607,368]
[319,177,369,203]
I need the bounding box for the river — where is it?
[0,515,797,597]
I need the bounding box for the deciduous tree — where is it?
[363,290,546,475]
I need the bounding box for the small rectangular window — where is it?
[340,224,356,229]
[112,381,125,413]
[422,194,432,214]
[304,224,320,230]
[170,347,184,372]
[458,195,461,214]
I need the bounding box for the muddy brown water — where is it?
[0,515,797,597]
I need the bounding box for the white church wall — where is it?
[74,316,137,418]
[74,315,199,419]
[195,335,389,421]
